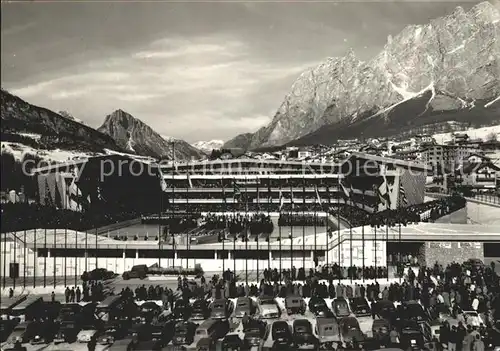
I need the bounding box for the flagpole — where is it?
[233,177,236,276]
[245,178,248,286]
[386,221,389,282]
[256,179,260,283]
[302,176,306,280]
[279,181,282,282]
[350,198,353,283]
[314,185,318,270]
[290,182,293,275]
[85,227,88,273]
[74,227,77,289]
[24,229,27,289]
[53,227,57,289]
[171,149,175,268]
[44,228,47,288]
[158,176,162,268]
[362,191,365,283]
[186,174,190,270]
[267,180,271,273]
[33,228,37,289]
[222,184,226,276]
[13,231,17,290]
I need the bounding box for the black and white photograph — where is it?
[1,0,500,350]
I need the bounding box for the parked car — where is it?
[285,295,306,315]
[30,320,59,345]
[6,322,36,344]
[191,299,211,320]
[196,337,216,351]
[0,319,19,342]
[122,265,148,280]
[332,297,351,319]
[261,320,294,350]
[349,297,371,317]
[315,317,341,350]
[77,325,101,343]
[398,301,427,324]
[373,299,397,321]
[210,298,234,320]
[339,316,365,345]
[108,338,136,351]
[234,297,256,318]
[308,296,334,318]
[134,340,163,350]
[372,318,391,343]
[256,297,281,319]
[173,299,192,320]
[243,319,266,348]
[98,320,130,345]
[54,320,81,344]
[139,301,162,319]
[172,321,197,346]
[292,319,319,348]
[460,310,484,327]
[221,333,244,351]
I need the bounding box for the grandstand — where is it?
[159,151,430,214]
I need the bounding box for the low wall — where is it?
[433,207,468,224]
[94,217,142,235]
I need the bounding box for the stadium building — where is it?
[3,151,498,286]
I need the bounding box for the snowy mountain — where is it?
[192,140,224,153]
[433,124,500,144]
[58,110,85,125]
[98,109,205,160]
[228,2,500,149]
[1,89,119,152]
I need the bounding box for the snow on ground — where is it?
[433,125,500,144]
[485,95,500,108]
[467,201,500,225]
[1,141,96,162]
[18,133,42,141]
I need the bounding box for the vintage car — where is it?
[97,320,130,345]
[243,319,266,348]
[315,317,341,350]
[460,310,484,327]
[54,320,81,344]
[256,297,281,319]
[210,298,234,320]
[234,297,256,318]
[373,299,397,321]
[292,319,319,348]
[398,300,427,324]
[196,337,216,351]
[77,325,101,343]
[172,321,197,346]
[191,299,211,320]
[221,333,244,350]
[30,320,59,345]
[108,338,136,351]
[332,297,352,319]
[138,301,162,318]
[260,320,294,350]
[134,340,163,351]
[6,322,37,344]
[285,295,306,315]
[339,316,365,345]
[372,318,391,343]
[172,299,193,320]
[308,296,334,318]
[349,297,371,318]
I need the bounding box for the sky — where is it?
[1,0,484,143]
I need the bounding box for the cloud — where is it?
[9,34,317,142]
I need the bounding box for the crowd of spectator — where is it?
[328,194,467,229]
[277,213,327,227]
[0,203,140,233]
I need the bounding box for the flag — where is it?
[279,187,284,211]
[377,175,392,208]
[187,173,193,188]
[399,180,408,207]
[315,185,322,205]
[340,178,352,200]
[233,181,241,198]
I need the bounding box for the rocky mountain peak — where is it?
[98,110,205,160]
[226,1,500,149]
